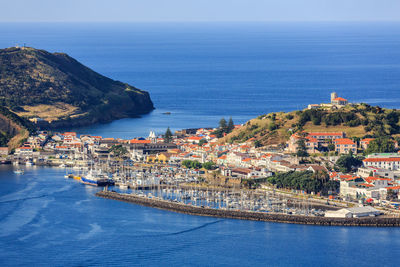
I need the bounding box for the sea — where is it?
[1,22,400,266]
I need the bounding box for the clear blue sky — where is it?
[1,0,399,22]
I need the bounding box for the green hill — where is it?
[0,106,34,149]
[0,46,154,127]
[221,104,400,147]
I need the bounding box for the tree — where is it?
[266,171,339,195]
[327,140,335,151]
[227,117,235,133]
[191,160,202,169]
[387,189,398,200]
[182,160,192,168]
[182,160,203,169]
[198,139,208,146]
[219,118,227,131]
[365,137,396,154]
[254,140,262,148]
[203,161,216,170]
[109,144,128,157]
[335,154,363,173]
[164,127,173,143]
[296,138,309,157]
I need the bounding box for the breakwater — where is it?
[96,191,400,227]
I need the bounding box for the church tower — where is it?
[331,92,338,103]
[148,131,157,143]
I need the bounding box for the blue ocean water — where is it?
[0,22,399,138]
[1,23,400,266]
[0,165,399,266]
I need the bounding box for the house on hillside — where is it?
[360,138,374,150]
[334,138,357,154]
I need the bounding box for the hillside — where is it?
[221,104,400,146]
[0,106,34,150]
[0,47,154,127]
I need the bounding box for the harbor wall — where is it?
[96,191,400,227]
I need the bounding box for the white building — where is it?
[363,157,400,171]
[325,206,381,218]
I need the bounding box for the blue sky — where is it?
[1,0,399,22]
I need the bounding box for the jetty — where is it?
[96,191,400,227]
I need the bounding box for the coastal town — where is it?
[5,93,400,221]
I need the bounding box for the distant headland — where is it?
[0,46,154,129]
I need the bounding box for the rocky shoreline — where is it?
[96,191,400,227]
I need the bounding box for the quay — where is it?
[96,191,400,227]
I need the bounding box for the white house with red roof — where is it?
[363,156,400,171]
[287,132,345,153]
[187,136,205,144]
[360,138,374,150]
[331,92,348,106]
[340,174,394,200]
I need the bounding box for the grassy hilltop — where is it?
[221,104,400,146]
[0,47,154,127]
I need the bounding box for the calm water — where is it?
[1,23,400,266]
[0,22,399,138]
[0,166,400,266]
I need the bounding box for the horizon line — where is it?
[1,20,400,23]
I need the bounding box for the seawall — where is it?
[96,191,400,227]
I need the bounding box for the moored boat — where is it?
[80,169,110,186]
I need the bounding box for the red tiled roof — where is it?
[359,183,374,187]
[329,172,338,178]
[130,139,151,144]
[361,138,374,143]
[306,137,318,143]
[386,186,400,190]
[334,138,355,145]
[308,132,343,136]
[364,176,391,183]
[188,136,204,140]
[363,158,400,163]
[333,97,347,101]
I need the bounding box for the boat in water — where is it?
[14,169,24,174]
[25,161,34,166]
[80,169,110,186]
